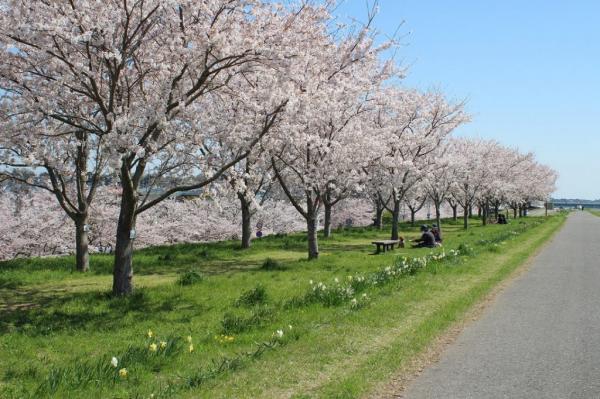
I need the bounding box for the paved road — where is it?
[403,211,600,399]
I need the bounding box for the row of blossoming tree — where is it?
[0,1,556,295]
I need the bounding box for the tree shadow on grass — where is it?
[0,276,22,290]
[0,288,192,336]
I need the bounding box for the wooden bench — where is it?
[372,239,404,254]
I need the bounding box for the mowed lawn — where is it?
[0,215,566,398]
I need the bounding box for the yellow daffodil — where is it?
[188,344,194,353]
[119,368,128,378]
[160,341,167,349]
[186,335,193,343]
[149,343,158,352]
[147,329,154,338]
[215,334,235,344]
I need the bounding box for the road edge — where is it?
[365,215,569,399]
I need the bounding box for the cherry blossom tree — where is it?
[328,198,374,229]
[446,138,558,227]
[0,0,561,287]
[0,0,317,294]
[0,31,109,272]
[319,129,381,238]
[375,89,468,240]
[0,188,73,260]
[448,138,496,229]
[270,11,393,259]
[222,151,276,249]
[446,196,459,221]
[363,161,394,230]
[368,189,388,229]
[0,188,383,261]
[422,143,456,231]
[403,183,427,226]
[508,159,557,217]
[474,145,532,224]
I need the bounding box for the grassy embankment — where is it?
[587,209,600,217]
[0,214,566,398]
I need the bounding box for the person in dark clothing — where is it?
[497,214,507,224]
[431,224,443,243]
[413,225,436,248]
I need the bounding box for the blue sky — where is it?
[335,0,600,199]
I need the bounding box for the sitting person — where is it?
[412,225,437,248]
[431,224,443,243]
[497,214,508,224]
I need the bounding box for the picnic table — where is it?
[372,239,403,254]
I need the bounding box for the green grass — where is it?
[0,215,566,398]
[587,209,600,217]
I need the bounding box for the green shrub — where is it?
[457,243,474,256]
[486,244,501,253]
[157,253,177,262]
[260,258,285,271]
[235,284,267,306]
[302,281,354,307]
[220,313,246,334]
[108,289,148,311]
[196,247,214,259]
[177,269,204,286]
[221,307,273,334]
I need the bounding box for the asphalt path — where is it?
[403,211,600,399]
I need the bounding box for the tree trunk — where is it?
[323,203,332,238]
[239,194,252,249]
[477,206,482,218]
[435,202,442,233]
[74,214,90,272]
[306,191,320,260]
[494,204,499,219]
[468,205,473,218]
[112,192,136,296]
[463,204,469,229]
[307,216,319,260]
[391,199,401,240]
[73,133,90,273]
[373,201,384,230]
[482,203,487,226]
[410,209,416,226]
[452,205,458,221]
[513,206,518,219]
